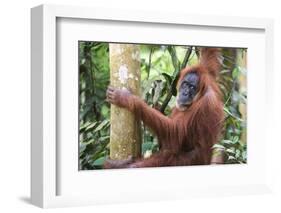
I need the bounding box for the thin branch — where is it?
[180,47,193,69]
[146,47,154,80]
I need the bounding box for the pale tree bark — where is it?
[238,50,247,144]
[109,44,142,160]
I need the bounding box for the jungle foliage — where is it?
[79,41,247,170]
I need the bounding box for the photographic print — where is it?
[79,42,247,170]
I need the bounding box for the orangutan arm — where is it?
[106,86,172,137]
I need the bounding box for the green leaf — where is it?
[80,121,94,129]
[226,148,235,154]
[85,122,98,131]
[235,149,241,158]
[233,136,239,143]
[212,144,225,150]
[142,142,154,154]
[242,151,247,160]
[161,73,172,85]
[93,120,109,133]
[99,136,110,142]
[232,66,240,79]
[228,156,236,161]
[80,143,87,153]
[81,138,95,145]
[93,156,106,166]
[221,139,233,145]
[224,107,243,122]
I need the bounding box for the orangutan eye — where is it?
[182,82,188,88]
[189,85,195,90]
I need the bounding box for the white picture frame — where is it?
[31,4,274,208]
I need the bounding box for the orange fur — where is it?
[105,48,224,168]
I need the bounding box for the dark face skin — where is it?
[176,72,199,111]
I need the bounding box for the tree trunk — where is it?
[238,50,247,144]
[109,44,142,160]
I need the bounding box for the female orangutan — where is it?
[104,48,224,168]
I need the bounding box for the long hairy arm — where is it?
[200,47,222,78]
[106,86,172,137]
